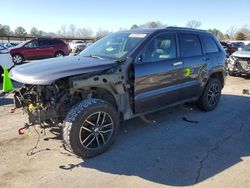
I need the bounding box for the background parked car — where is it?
[69,40,86,51]
[230,42,245,51]
[0,44,14,78]
[10,38,70,64]
[220,41,238,55]
[226,44,250,76]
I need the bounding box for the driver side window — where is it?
[27,41,38,48]
[142,33,177,63]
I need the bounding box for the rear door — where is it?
[178,33,205,101]
[38,39,54,58]
[134,32,184,113]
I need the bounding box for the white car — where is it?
[69,40,86,51]
[0,45,14,76]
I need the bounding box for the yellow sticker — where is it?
[185,68,191,77]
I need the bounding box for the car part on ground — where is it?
[226,44,250,76]
[10,27,226,158]
[10,38,70,64]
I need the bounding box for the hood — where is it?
[232,50,250,58]
[9,55,116,85]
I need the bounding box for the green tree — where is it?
[223,34,230,40]
[207,28,224,40]
[131,24,139,30]
[235,32,247,40]
[15,27,27,36]
[148,21,158,28]
[30,27,40,37]
[0,24,12,36]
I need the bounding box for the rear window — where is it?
[201,35,219,53]
[179,34,202,57]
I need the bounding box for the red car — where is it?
[10,38,70,64]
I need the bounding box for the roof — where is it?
[119,27,209,35]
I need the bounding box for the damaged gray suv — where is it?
[10,27,227,158]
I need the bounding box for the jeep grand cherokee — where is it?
[10,27,227,158]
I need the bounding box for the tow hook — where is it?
[18,123,31,135]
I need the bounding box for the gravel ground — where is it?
[0,76,250,188]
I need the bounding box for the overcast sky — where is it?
[1,0,249,33]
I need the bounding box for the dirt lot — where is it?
[0,76,250,188]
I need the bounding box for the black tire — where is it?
[55,51,65,57]
[197,79,222,112]
[0,67,3,82]
[63,98,119,158]
[12,54,24,64]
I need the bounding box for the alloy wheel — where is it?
[79,111,114,149]
[12,55,22,64]
[207,83,220,107]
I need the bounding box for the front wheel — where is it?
[63,98,119,158]
[197,79,222,111]
[12,54,23,64]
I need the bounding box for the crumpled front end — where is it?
[227,55,250,74]
[14,81,71,124]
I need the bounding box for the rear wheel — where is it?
[12,54,23,64]
[55,51,65,57]
[197,79,222,111]
[63,98,119,158]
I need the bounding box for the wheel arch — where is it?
[209,71,225,88]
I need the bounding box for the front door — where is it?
[134,32,184,113]
[23,40,39,59]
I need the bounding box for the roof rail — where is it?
[166,26,207,32]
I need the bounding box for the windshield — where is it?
[14,40,30,48]
[80,32,147,59]
[243,44,250,51]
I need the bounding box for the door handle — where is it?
[172,61,183,66]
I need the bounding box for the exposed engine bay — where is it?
[13,64,133,125]
[14,80,72,124]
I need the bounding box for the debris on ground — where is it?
[242,89,250,95]
[140,115,156,124]
[182,117,199,124]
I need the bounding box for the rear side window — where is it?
[39,40,52,46]
[52,39,64,44]
[200,35,219,53]
[179,34,202,57]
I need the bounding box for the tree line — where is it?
[0,20,249,40]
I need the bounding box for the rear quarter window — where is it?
[200,35,219,53]
[179,34,202,57]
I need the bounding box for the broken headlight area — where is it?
[14,83,70,124]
